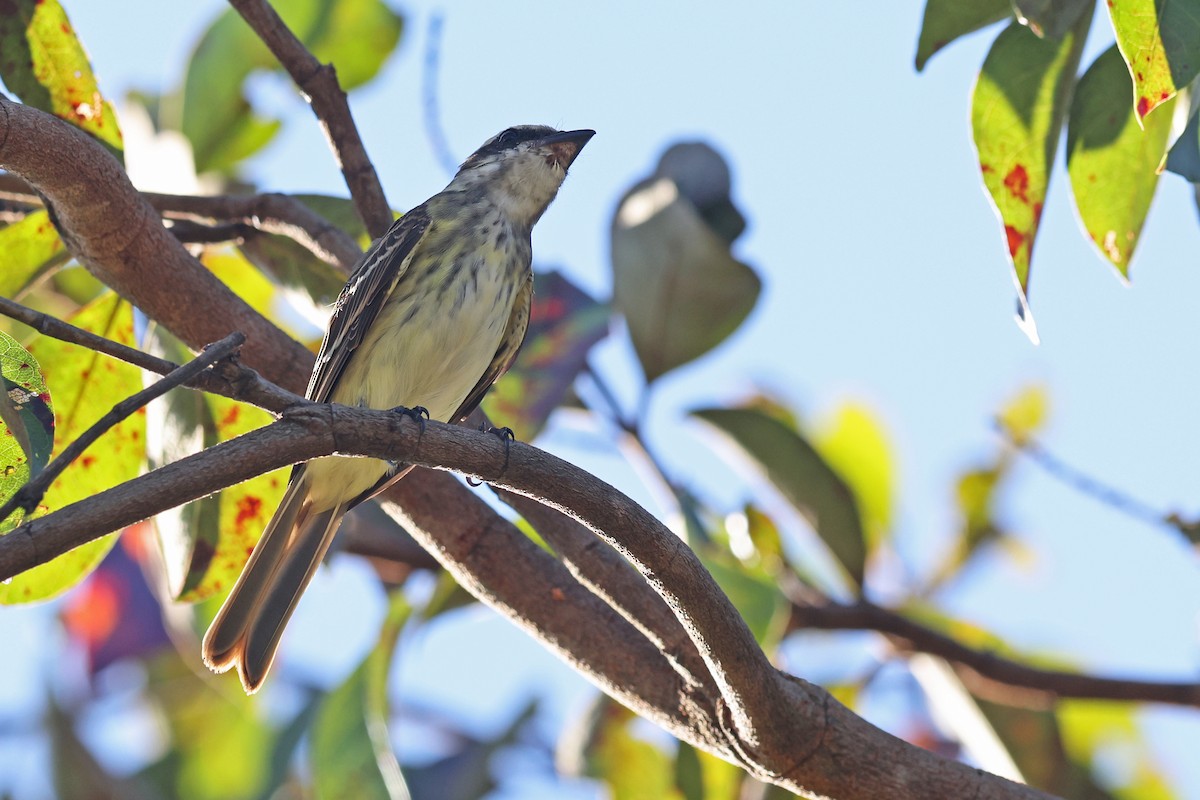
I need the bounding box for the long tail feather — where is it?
[201,471,347,693]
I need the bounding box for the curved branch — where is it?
[227,0,393,238]
[0,407,1054,798]
[0,94,314,394]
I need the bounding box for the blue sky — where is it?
[3,1,1200,796]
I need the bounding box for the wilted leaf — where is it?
[0,211,67,297]
[692,406,867,588]
[1108,0,1200,122]
[972,17,1089,326]
[0,0,123,151]
[483,270,610,440]
[1067,46,1174,276]
[0,293,145,603]
[612,177,760,383]
[180,0,402,172]
[311,591,411,800]
[1011,0,1093,39]
[0,330,53,496]
[915,0,1013,70]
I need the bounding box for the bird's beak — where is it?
[540,129,595,169]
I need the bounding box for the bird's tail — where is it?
[201,472,347,693]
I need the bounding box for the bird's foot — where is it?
[390,405,430,434]
[467,425,516,486]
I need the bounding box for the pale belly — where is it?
[305,259,518,510]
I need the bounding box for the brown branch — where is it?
[0,408,1053,798]
[0,296,301,414]
[226,0,393,239]
[786,590,1200,709]
[0,94,314,394]
[145,191,363,272]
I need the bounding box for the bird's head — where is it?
[450,125,595,227]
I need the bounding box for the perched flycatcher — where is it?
[203,126,594,693]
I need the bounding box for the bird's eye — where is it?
[496,128,520,147]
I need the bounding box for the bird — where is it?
[202,125,594,693]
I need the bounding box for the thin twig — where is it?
[227,0,393,239]
[166,218,253,246]
[0,296,301,413]
[785,585,1200,708]
[0,333,245,525]
[994,419,1200,541]
[421,13,460,176]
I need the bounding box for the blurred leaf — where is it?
[581,698,683,800]
[256,697,320,800]
[1108,0,1200,122]
[744,504,785,567]
[813,403,895,554]
[1067,46,1174,277]
[311,592,411,800]
[0,330,53,491]
[204,246,321,344]
[240,234,348,307]
[51,263,106,306]
[612,177,760,383]
[0,293,144,603]
[404,701,537,800]
[0,0,123,152]
[972,17,1089,324]
[692,406,867,589]
[0,211,67,297]
[1166,103,1200,181]
[141,657,273,800]
[483,270,610,440]
[674,741,741,800]
[294,193,375,245]
[915,0,1013,70]
[48,699,142,800]
[180,0,402,173]
[955,465,1006,554]
[996,383,1049,443]
[60,533,170,675]
[700,551,788,648]
[1059,702,1177,798]
[1012,0,1093,39]
[421,569,478,620]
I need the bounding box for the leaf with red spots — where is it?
[1108,0,1200,124]
[144,327,287,603]
[482,270,609,441]
[1067,46,1174,277]
[0,0,123,152]
[971,18,1089,330]
[915,0,1013,71]
[0,330,54,524]
[0,210,67,298]
[0,293,145,604]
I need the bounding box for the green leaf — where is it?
[0,211,67,297]
[1165,104,1200,181]
[972,16,1089,324]
[700,552,788,647]
[0,293,145,603]
[1108,0,1200,122]
[813,403,895,554]
[180,0,402,173]
[581,697,683,800]
[483,270,610,441]
[0,0,123,152]
[311,592,411,800]
[915,0,1013,71]
[612,177,760,383]
[674,741,742,800]
[0,331,53,494]
[995,383,1049,443]
[692,406,867,589]
[1011,0,1093,39]
[1067,46,1174,277]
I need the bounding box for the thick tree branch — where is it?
[227,0,393,238]
[0,407,1052,798]
[0,94,314,394]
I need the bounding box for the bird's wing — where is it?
[450,272,534,424]
[306,208,432,403]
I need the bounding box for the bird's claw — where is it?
[466,425,516,486]
[390,405,429,434]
